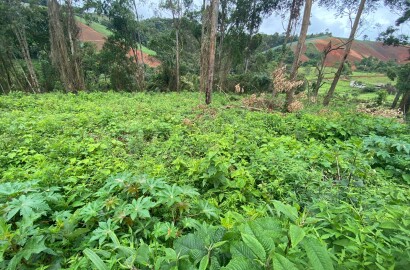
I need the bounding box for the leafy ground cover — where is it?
[0,92,409,269]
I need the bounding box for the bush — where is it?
[376,90,388,106]
[362,86,377,93]
[226,73,271,93]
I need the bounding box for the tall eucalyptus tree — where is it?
[160,0,193,91]
[48,0,84,92]
[201,0,219,104]
[321,0,368,106]
[285,0,313,110]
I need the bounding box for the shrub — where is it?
[376,90,388,106]
[361,86,377,93]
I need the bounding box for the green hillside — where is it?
[75,16,112,37]
[76,16,157,56]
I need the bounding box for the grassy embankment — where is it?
[75,16,157,56]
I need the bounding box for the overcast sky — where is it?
[260,3,409,40]
[139,1,409,41]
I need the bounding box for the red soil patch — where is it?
[77,22,106,50]
[128,49,161,68]
[296,36,409,67]
[77,22,161,68]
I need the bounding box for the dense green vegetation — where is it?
[1,0,409,269]
[1,92,409,269]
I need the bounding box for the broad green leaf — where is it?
[241,233,266,261]
[90,219,119,246]
[209,255,221,270]
[199,255,209,270]
[0,181,39,198]
[197,200,219,219]
[83,248,109,270]
[221,256,259,270]
[6,194,50,222]
[211,227,226,243]
[79,201,103,222]
[302,237,334,270]
[230,241,256,260]
[246,218,281,252]
[114,246,134,258]
[290,224,305,248]
[124,197,155,220]
[140,177,167,195]
[163,248,177,260]
[212,240,227,249]
[179,185,200,197]
[108,231,120,247]
[272,253,299,270]
[7,253,23,270]
[174,233,206,259]
[136,243,150,265]
[156,184,182,207]
[21,235,49,260]
[6,235,52,270]
[272,200,298,222]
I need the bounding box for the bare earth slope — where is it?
[77,21,161,68]
[294,36,409,66]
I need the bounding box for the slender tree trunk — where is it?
[200,0,209,94]
[323,0,366,106]
[244,28,253,74]
[273,0,301,98]
[285,0,312,110]
[399,91,410,114]
[66,0,84,91]
[13,26,40,93]
[0,54,13,92]
[48,0,72,91]
[244,0,259,74]
[391,91,402,109]
[312,43,330,99]
[205,0,219,104]
[132,1,145,67]
[8,53,25,91]
[216,0,226,76]
[313,65,325,98]
[12,52,35,93]
[175,28,180,91]
[279,0,299,65]
[132,0,145,91]
[48,0,84,92]
[66,1,75,56]
[0,82,5,94]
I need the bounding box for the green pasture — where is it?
[301,66,396,103]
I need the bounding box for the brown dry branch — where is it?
[272,66,304,94]
[272,66,304,112]
[287,100,304,112]
[241,93,279,111]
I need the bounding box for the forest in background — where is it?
[0,0,409,112]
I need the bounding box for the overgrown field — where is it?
[300,67,395,103]
[1,92,409,269]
